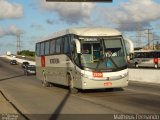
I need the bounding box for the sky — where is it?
[0,0,160,55]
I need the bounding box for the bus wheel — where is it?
[135,63,139,68]
[67,74,78,94]
[154,64,158,69]
[42,74,49,87]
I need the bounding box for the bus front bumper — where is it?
[81,75,129,90]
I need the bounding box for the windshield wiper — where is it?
[109,57,119,69]
[95,56,103,71]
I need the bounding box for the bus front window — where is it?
[80,37,127,71]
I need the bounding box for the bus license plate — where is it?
[93,72,103,78]
[104,82,112,86]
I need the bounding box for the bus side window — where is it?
[56,38,63,54]
[40,42,45,55]
[158,52,160,58]
[50,40,56,54]
[45,41,50,55]
[36,43,40,56]
[64,36,70,54]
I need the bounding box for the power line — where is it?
[16,34,21,53]
[144,28,153,49]
[16,31,23,54]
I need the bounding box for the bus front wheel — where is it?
[67,74,78,94]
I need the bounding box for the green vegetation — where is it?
[155,41,160,50]
[17,50,35,57]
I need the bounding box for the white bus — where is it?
[131,50,160,68]
[35,27,131,93]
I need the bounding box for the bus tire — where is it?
[135,63,139,68]
[67,74,78,94]
[154,64,158,69]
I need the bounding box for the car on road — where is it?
[24,65,36,75]
[10,60,18,65]
[21,61,29,68]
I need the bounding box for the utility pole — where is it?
[145,28,153,49]
[16,34,21,54]
[153,34,160,50]
[152,32,160,50]
[130,33,145,48]
[16,30,22,55]
[152,33,154,50]
[136,30,143,48]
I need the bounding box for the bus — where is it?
[131,50,160,68]
[35,27,132,93]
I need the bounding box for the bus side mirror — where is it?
[124,38,134,54]
[74,39,81,54]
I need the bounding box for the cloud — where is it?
[0,25,23,37]
[30,24,44,31]
[155,21,160,29]
[0,0,23,20]
[99,0,160,31]
[46,19,56,25]
[38,0,95,24]
[29,36,41,44]
[8,25,23,35]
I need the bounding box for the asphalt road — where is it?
[0,57,160,120]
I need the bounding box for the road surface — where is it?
[0,58,160,120]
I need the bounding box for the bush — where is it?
[17,50,35,57]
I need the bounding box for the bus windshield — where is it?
[80,37,127,71]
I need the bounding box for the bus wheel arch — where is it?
[66,73,78,94]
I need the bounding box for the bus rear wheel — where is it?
[67,74,78,94]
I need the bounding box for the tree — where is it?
[17,50,35,57]
[155,41,160,50]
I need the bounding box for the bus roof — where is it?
[38,27,122,42]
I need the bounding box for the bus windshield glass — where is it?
[80,37,127,71]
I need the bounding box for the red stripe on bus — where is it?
[41,56,45,67]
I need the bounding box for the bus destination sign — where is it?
[46,0,112,2]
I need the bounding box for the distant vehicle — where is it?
[24,65,36,75]
[12,55,16,58]
[10,60,18,65]
[6,51,11,56]
[131,50,160,68]
[21,61,30,68]
[35,27,133,93]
